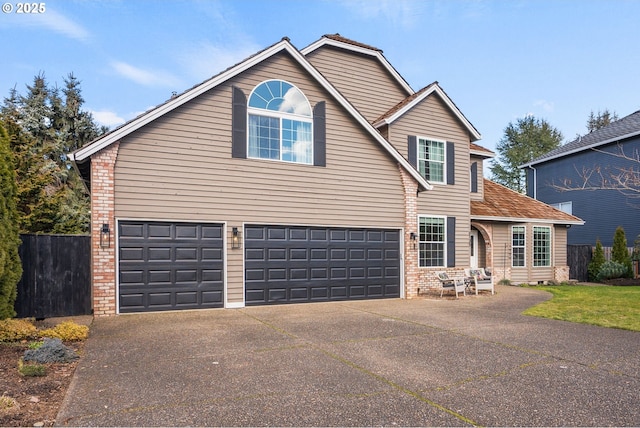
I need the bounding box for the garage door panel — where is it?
[118,221,224,313]
[245,225,400,305]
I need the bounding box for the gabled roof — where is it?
[471,179,583,225]
[522,109,640,167]
[372,82,482,142]
[300,33,414,96]
[470,142,495,158]
[70,37,432,191]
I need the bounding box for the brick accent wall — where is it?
[554,265,570,282]
[91,142,120,316]
[399,165,419,298]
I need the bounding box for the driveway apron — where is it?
[56,286,640,427]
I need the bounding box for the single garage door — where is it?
[245,225,400,305]
[118,221,224,313]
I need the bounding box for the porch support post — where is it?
[399,165,419,298]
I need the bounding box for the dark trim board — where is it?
[244,225,401,305]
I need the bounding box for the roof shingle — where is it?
[471,179,583,224]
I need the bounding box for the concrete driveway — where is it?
[56,286,640,427]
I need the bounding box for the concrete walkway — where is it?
[56,286,640,426]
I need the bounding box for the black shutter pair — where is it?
[408,136,455,185]
[231,86,326,166]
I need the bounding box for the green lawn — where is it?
[522,285,640,331]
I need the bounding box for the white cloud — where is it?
[111,61,184,88]
[177,40,261,82]
[90,110,125,128]
[20,9,91,41]
[534,99,555,112]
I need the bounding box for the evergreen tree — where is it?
[612,226,633,278]
[1,73,102,234]
[490,116,563,193]
[588,239,605,281]
[0,124,22,318]
[587,109,619,133]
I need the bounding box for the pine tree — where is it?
[1,73,102,234]
[612,226,633,278]
[0,123,22,318]
[588,239,605,281]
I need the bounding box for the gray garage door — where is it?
[245,225,401,305]
[118,221,224,313]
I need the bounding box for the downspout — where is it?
[528,165,537,200]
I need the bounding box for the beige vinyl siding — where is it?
[305,46,410,122]
[113,52,406,304]
[493,222,557,284]
[389,94,472,267]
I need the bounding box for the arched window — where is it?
[247,80,313,164]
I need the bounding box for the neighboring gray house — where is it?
[522,110,640,246]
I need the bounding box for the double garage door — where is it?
[118,221,400,313]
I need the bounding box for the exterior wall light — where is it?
[410,232,417,250]
[231,227,241,249]
[100,223,111,248]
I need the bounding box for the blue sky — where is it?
[2,0,639,156]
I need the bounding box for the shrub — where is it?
[17,359,46,377]
[39,320,89,341]
[597,260,629,281]
[0,125,22,319]
[0,318,37,342]
[23,337,79,363]
[0,395,19,413]
[632,234,640,262]
[612,226,633,278]
[588,239,605,281]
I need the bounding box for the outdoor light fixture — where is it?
[100,223,111,249]
[410,232,417,250]
[231,227,241,249]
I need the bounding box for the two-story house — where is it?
[522,110,640,246]
[71,34,582,315]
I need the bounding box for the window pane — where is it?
[512,226,525,267]
[248,114,280,160]
[533,227,551,267]
[418,139,445,182]
[281,119,312,164]
[419,217,445,267]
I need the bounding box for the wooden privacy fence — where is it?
[567,245,636,282]
[15,234,91,319]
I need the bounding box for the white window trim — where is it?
[533,226,552,267]
[246,80,314,165]
[551,201,572,215]
[417,136,446,184]
[511,225,526,268]
[418,214,447,268]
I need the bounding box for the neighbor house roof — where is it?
[70,37,432,191]
[372,82,482,142]
[471,179,584,225]
[300,33,414,96]
[522,110,640,167]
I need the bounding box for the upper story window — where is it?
[551,201,572,215]
[247,80,313,164]
[418,138,445,183]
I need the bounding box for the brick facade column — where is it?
[91,142,120,316]
[399,165,419,298]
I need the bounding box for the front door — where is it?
[470,230,479,268]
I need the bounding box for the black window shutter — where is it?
[408,136,417,167]
[447,216,456,267]
[231,86,247,158]
[446,141,455,185]
[471,161,478,193]
[313,101,326,167]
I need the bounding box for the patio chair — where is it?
[435,271,466,298]
[464,268,495,295]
